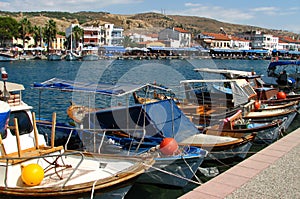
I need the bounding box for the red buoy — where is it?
[160,138,178,155]
[254,100,261,110]
[277,91,286,99]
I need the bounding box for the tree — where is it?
[32,25,42,47]
[18,17,32,48]
[43,19,57,52]
[0,17,19,47]
[122,35,138,47]
[72,25,83,50]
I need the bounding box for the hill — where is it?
[0,11,298,38]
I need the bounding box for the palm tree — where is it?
[32,25,42,47]
[122,35,138,47]
[18,18,32,48]
[72,25,84,50]
[43,19,57,53]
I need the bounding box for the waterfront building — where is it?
[158,27,191,48]
[13,34,35,49]
[50,34,66,51]
[104,24,124,46]
[230,36,251,50]
[129,33,158,43]
[72,24,124,47]
[237,30,279,51]
[277,36,300,51]
[196,32,231,50]
[82,26,105,47]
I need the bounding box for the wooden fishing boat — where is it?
[67,102,98,124]
[200,110,286,144]
[179,133,256,161]
[33,79,207,188]
[0,71,154,197]
[180,79,298,129]
[241,100,297,130]
[194,67,300,104]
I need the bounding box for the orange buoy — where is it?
[21,163,44,186]
[254,100,261,110]
[277,91,286,99]
[159,138,178,155]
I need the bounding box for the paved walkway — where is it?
[180,128,300,199]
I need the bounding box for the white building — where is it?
[104,24,124,46]
[230,36,250,50]
[66,23,124,47]
[129,33,158,43]
[238,30,279,51]
[158,27,191,48]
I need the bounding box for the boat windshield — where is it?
[9,110,33,136]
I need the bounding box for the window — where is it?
[9,111,33,136]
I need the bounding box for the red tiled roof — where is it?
[231,36,250,42]
[146,33,158,38]
[174,27,190,33]
[279,36,297,43]
[202,32,230,41]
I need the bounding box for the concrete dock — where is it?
[180,128,300,199]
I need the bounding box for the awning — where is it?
[101,46,126,53]
[268,60,300,68]
[32,78,171,97]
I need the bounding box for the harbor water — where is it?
[1,58,297,199]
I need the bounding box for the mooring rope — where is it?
[142,162,203,185]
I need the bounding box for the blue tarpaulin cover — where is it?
[82,99,199,142]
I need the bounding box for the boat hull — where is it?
[136,147,206,187]
[0,151,154,197]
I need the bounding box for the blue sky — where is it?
[0,0,299,33]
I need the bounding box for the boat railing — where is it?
[0,112,85,188]
[0,150,84,189]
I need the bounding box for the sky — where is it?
[0,0,299,34]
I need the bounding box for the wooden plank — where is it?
[51,112,56,148]
[0,134,7,156]
[32,112,39,149]
[14,118,22,157]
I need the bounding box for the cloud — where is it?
[0,0,143,12]
[250,7,277,12]
[184,2,201,7]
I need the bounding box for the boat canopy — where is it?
[268,60,300,69]
[194,68,256,79]
[83,99,199,142]
[32,78,171,96]
[0,81,24,92]
[180,79,256,107]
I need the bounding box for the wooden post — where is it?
[14,118,22,157]
[0,134,7,156]
[51,112,56,148]
[32,112,39,149]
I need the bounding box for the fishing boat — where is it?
[32,78,255,185]
[0,69,154,197]
[201,110,286,144]
[179,133,256,161]
[194,67,279,100]
[33,79,208,188]
[0,52,17,62]
[47,53,62,61]
[262,60,300,92]
[180,79,298,129]
[81,47,99,61]
[65,51,81,61]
